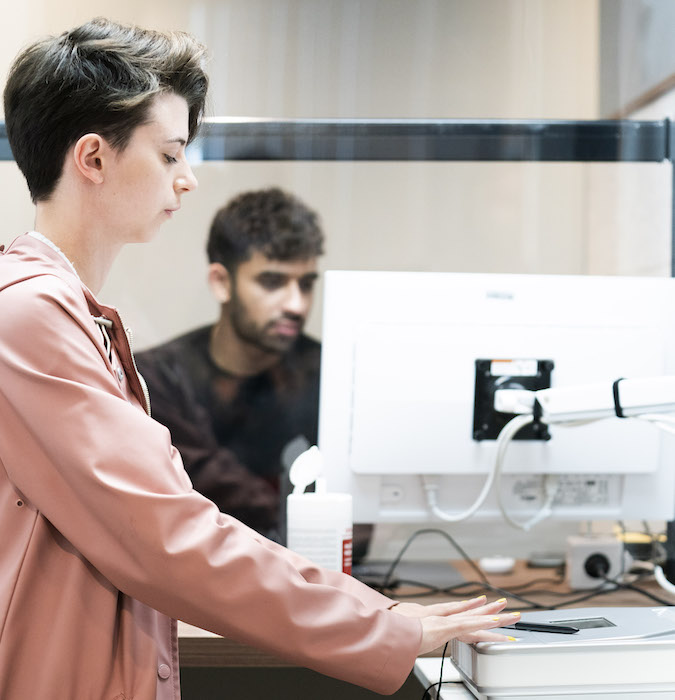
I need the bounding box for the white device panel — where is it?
[318,271,675,523]
[451,607,675,700]
[349,322,661,476]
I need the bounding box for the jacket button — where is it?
[157,664,171,680]
[116,368,124,383]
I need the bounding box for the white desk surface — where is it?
[414,657,473,700]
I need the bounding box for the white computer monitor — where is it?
[318,271,675,525]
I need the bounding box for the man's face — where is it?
[227,250,319,354]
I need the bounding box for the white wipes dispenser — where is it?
[287,446,353,574]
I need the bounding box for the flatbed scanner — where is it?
[450,607,675,699]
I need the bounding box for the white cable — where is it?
[493,414,562,531]
[637,415,675,596]
[421,434,506,524]
[636,417,675,597]
[421,393,675,528]
[422,413,576,525]
[551,419,598,428]
[636,414,675,436]
[421,469,496,522]
[498,409,675,530]
[638,413,675,426]
[653,564,675,596]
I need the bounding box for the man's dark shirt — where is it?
[135,325,321,537]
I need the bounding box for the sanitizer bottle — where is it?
[286,446,353,574]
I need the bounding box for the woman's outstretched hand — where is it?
[390,596,520,654]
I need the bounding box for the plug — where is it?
[493,389,536,415]
[584,553,611,579]
[565,534,624,589]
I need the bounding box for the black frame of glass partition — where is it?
[1,118,674,271]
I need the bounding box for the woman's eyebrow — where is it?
[164,136,187,146]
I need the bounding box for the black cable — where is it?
[382,528,489,590]
[389,572,650,613]
[440,579,569,608]
[603,576,675,606]
[543,583,622,609]
[389,575,567,598]
[375,526,669,611]
[420,642,449,700]
[388,580,488,599]
[451,579,625,610]
[389,577,586,607]
[505,576,566,591]
[444,581,547,608]
[421,681,436,699]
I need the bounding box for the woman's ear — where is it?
[71,133,107,185]
[207,262,232,304]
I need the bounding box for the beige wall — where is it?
[194,0,598,120]
[585,89,674,280]
[102,159,593,349]
[0,1,192,86]
[0,0,605,349]
[586,162,671,278]
[0,0,600,120]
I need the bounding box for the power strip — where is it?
[565,534,624,589]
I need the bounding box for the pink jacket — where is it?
[0,234,421,700]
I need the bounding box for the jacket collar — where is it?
[1,233,121,318]
[2,232,83,292]
[26,231,81,281]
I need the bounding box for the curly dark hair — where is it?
[4,17,209,203]
[207,188,325,271]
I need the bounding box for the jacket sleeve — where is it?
[0,276,421,695]
[135,349,280,532]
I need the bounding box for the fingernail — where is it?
[508,636,517,642]
[492,617,500,621]
[497,598,506,603]
[512,612,521,616]
[475,595,487,600]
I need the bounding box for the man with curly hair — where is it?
[137,188,363,547]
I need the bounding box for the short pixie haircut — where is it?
[207,188,325,272]
[3,17,208,203]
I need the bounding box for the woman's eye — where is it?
[164,154,178,164]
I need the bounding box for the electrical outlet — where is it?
[380,483,404,504]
